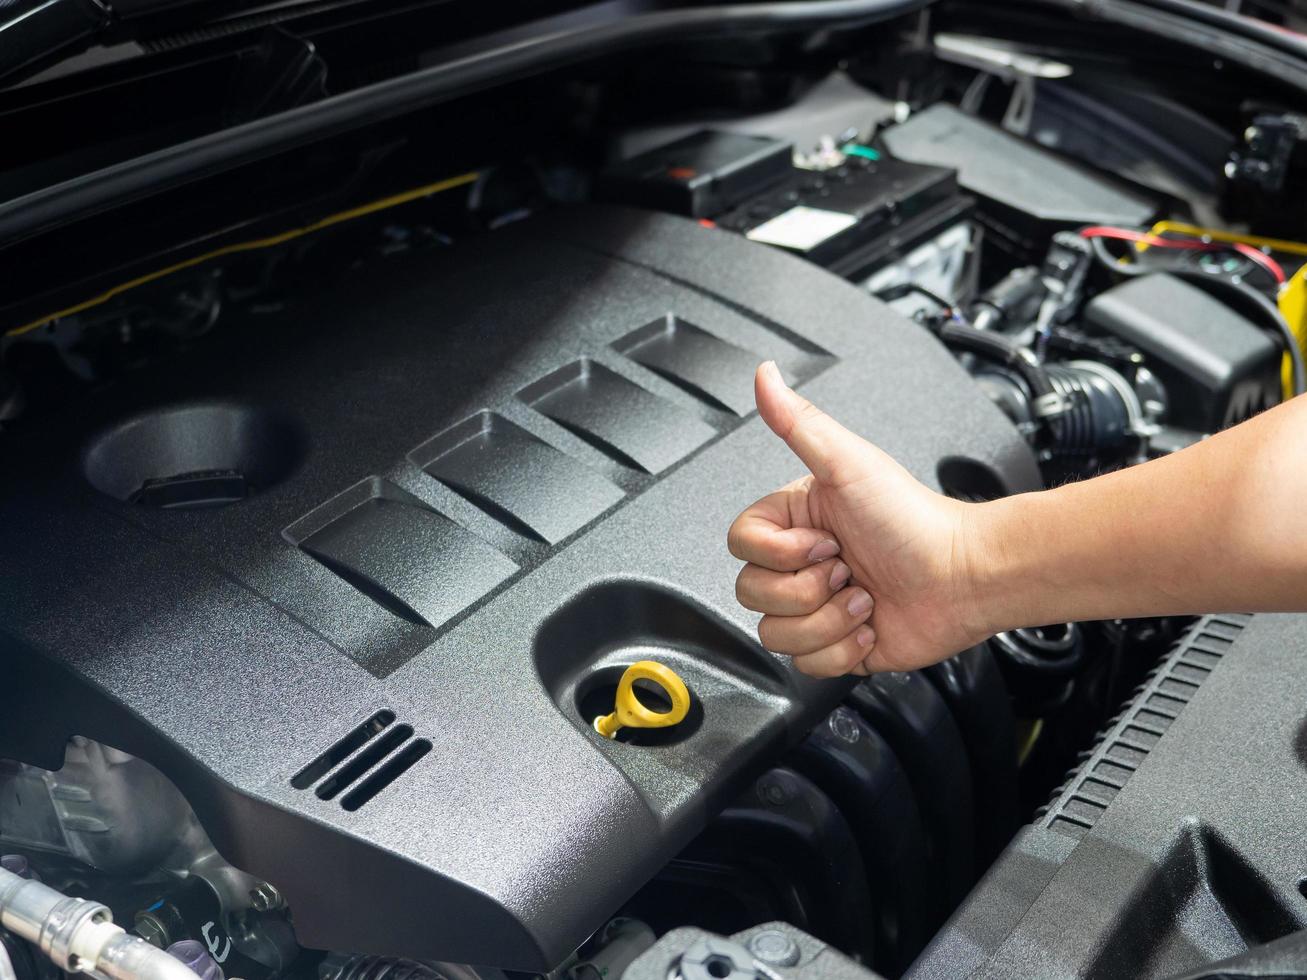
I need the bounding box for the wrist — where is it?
[953,493,1038,639]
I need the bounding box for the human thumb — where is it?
[754,361,862,486]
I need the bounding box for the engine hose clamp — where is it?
[1030,391,1069,419]
[38,897,110,971]
[1064,359,1154,437]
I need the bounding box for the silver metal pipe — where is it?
[0,867,199,980]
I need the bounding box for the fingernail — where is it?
[829,562,850,591]
[856,626,876,648]
[847,589,873,618]
[808,539,840,562]
[762,360,786,387]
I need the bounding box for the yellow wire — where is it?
[1144,220,1307,257]
[1017,718,1043,766]
[4,170,480,339]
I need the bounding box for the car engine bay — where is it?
[2,1,1307,979]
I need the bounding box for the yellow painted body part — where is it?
[593,661,691,740]
[1280,268,1307,400]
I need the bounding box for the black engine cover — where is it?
[0,206,1038,969]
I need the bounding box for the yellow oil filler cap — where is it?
[593,661,691,740]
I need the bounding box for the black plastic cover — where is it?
[0,0,108,83]
[0,206,1039,970]
[791,708,931,974]
[923,645,1019,870]
[683,767,879,963]
[882,104,1156,256]
[909,614,1307,979]
[600,130,794,218]
[1085,273,1282,432]
[847,672,975,932]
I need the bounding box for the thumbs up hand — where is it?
[728,362,993,677]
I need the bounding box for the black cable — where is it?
[1088,232,1282,290]
[932,320,1060,403]
[878,282,1061,404]
[1087,233,1129,277]
[0,0,930,249]
[872,281,956,312]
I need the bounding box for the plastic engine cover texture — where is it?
[909,613,1307,979]
[0,206,1040,969]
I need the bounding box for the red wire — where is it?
[1230,242,1286,284]
[1079,226,1286,285]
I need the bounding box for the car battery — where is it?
[602,129,974,289]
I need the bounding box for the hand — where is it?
[728,362,992,677]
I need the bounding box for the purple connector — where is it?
[0,855,32,879]
[166,940,224,980]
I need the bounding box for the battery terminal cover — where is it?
[599,130,794,218]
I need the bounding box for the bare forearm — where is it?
[967,396,1307,634]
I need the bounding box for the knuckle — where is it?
[789,571,826,614]
[765,618,810,656]
[793,397,822,425]
[794,656,828,679]
[805,655,836,679]
[825,598,855,634]
[842,639,867,671]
